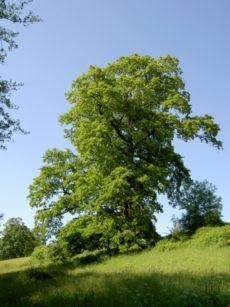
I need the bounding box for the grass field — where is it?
[0,244,229,306]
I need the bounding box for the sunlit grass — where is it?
[0,246,229,306]
[0,257,30,274]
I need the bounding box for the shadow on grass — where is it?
[0,260,229,307]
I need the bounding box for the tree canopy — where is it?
[0,0,40,149]
[28,54,222,253]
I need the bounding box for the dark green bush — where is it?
[26,267,54,280]
[72,249,109,265]
[58,216,160,256]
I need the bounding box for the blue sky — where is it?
[0,0,229,235]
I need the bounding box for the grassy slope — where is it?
[0,257,31,274]
[0,246,229,306]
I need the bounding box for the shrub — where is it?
[155,238,188,252]
[58,217,104,256]
[31,243,69,265]
[58,216,160,256]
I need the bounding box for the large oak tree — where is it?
[28,54,222,252]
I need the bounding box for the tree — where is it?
[28,54,222,253]
[0,217,38,259]
[0,0,40,149]
[170,180,224,234]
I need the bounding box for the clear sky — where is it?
[0,0,229,235]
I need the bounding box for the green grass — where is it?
[0,245,229,306]
[156,225,230,252]
[0,257,31,275]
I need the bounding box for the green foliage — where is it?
[28,148,80,241]
[156,225,230,252]
[31,243,69,265]
[192,225,230,247]
[155,237,187,252]
[58,216,104,255]
[0,0,40,149]
[28,54,221,254]
[170,180,224,234]
[58,214,159,255]
[0,217,38,259]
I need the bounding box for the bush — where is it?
[58,216,160,256]
[58,217,104,256]
[155,238,188,252]
[170,227,189,242]
[31,243,69,265]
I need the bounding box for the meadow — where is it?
[0,227,229,307]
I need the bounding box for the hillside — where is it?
[0,226,229,306]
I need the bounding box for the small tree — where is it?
[170,180,224,234]
[0,217,38,259]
